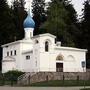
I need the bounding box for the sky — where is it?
[7,0,87,17]
[71,0,86,16]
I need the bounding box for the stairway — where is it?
[17,72,36,85]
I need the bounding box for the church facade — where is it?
[2,13,87,73]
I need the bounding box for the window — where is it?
[36,61,37,67]
[67,55,75,61]
[45,41,49,52]
[30,32,32,37]
[11,51,12,56]
[26,55,30,60]
[35,40,39,44]
[55,38,57,44]
[7,52,9,56]
[5,46,8,48]
[56,54,64,61]
[14,50,16,55]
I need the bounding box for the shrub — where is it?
[4,70,24,82]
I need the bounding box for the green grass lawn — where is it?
[80,88,90,90]
[30,80,90,87]
[0,80,90,87]
[0,81,17,86]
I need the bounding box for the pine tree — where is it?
[81,0,90,68]
[0,0,16,70]
[0,0,26,70]
[12,0,26,40]
[32,0,47,35]
[64,0,80,47]
[40,0,75,47]
[0,0,19,45]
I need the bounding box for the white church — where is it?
[1,12,87,73]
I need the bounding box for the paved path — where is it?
[0,87,90,90]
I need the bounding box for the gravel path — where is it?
[0,86,90,90]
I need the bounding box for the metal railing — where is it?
[17,72,36,84]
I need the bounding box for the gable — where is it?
[32,33,56,39]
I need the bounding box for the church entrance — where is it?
[56,63,63,72]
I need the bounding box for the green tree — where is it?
[0,0,26,70]
[40,0,75,46]
[0,0,16,44]
[4,70,24,85]
[32,0,47,35]
[12,0,26,40]
[81,0,90,68]
[64,0,80,47]
[0,0,17,70]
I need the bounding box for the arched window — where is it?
[67,55,75,61]
[56,54,64,61]
[35,40,39,44]
[45,41,49,52]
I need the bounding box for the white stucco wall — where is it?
[2,33,87,73]
[54,48,86,72]
[2,42,21,73]
[2,40,33,73]
[22,52,34,72]
[33,39,40,72]
[36,34,87,72]
[38,35,55,72]
[39,47,86,72]
[2,61,16,73]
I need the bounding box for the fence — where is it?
[17,69,90,85]
[0,69,90,86]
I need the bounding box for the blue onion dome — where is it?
[23,14,35,28]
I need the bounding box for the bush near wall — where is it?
[0,70,24,85]
[4,70,24,81]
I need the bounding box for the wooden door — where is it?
[56,63,63,72]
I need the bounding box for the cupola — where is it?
[23,14,35,29]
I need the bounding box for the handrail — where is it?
[17,72,36,84]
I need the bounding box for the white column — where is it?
[24,28,34,39]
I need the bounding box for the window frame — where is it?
[45,41,49,52]
[11,51,13,56]
[14,50,16,55]
[35,40,39,44]
[7,52,9,56]
[26,55,30,60]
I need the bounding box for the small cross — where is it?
[26,0,32,15]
